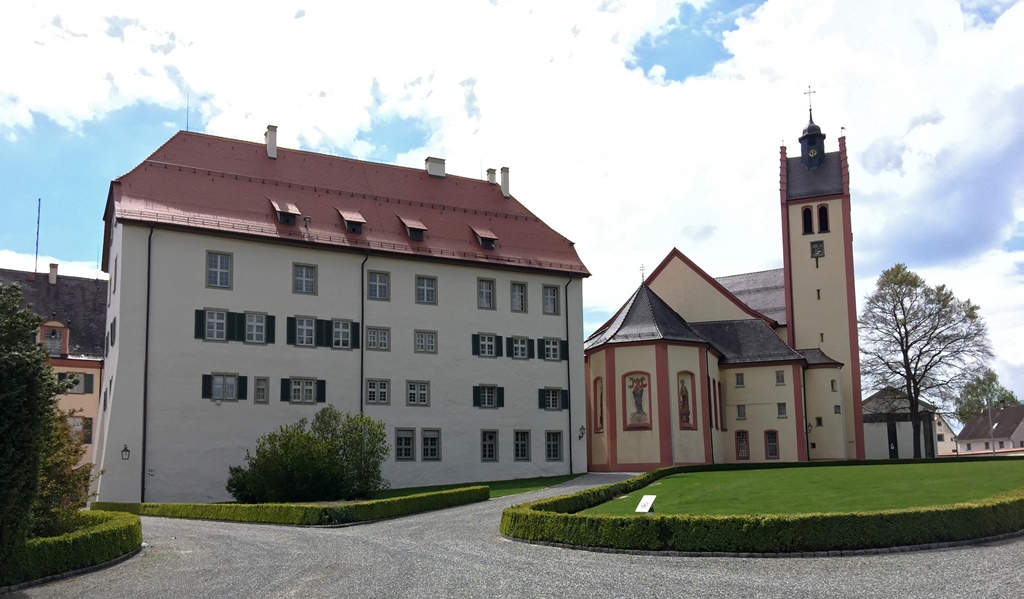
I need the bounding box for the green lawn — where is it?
[372,473,583,500]
[581,461,1024,516]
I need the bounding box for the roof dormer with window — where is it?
[269,198,301,226]
[399,216,427,243]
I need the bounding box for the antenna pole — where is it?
[34,198,41,273]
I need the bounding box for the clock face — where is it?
[808,149,818,158]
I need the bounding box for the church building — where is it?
[584,113,865,469]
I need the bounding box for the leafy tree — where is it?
[859,264,993,458]
[954,368,1020,424]
[0,284,66,563]
[226,407,388,503]
[31,406,99,538]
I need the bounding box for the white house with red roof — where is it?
[956,405,1024,454]
[95,127,589,503]
[583,113,865,470]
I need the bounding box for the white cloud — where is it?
[2,0,1022,397]
[0,250,107,280]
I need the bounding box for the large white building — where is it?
[96,128,589,503]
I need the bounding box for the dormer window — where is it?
[40,323,67,357]
[399,216,427,243]
[471,226,498,251]
[338,209,366,235]
[269,199,301,226]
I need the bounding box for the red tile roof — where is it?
[108,131,589,276]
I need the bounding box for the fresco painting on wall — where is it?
[594,377,604,433]
[624,372,651,430]
[678,372,693,429]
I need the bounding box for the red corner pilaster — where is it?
[655,344,672,466]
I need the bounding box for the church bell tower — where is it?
[779,101,865,460]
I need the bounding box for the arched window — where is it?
[593,378,604,433]
[830,379,838,392]
[818,205,830,233]
[802,207,813,234]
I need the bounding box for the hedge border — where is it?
[1,510,143,589]
[92,485,489,526]
[500,458,1024,554]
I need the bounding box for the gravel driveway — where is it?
[16,473,1024,598]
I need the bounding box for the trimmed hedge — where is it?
[500,460,1024,553]
[92,485,489,525]
[2,510,142,587]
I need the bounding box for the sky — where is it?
[1,0,1022,404]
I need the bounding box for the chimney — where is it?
[486,168,496,184]
[425,156,446,178]
[48,263,58,285]
[500,167,510,198]
[265,125,278,159]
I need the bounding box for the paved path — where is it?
[15,474,1024,598]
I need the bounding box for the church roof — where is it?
[715,268,786,325]
[0,268,108,358]
[690,320,805,364]
[584,284,705,350]
[797,348,843,367]
[105,130,589,277]
[786,152,843,200]
[958,404,1024,441]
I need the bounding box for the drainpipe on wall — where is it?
[142,226,154,503]
[359,253,369,414]
[565,276,574,474]
[801,367,810,461]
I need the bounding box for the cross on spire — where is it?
[804,85,816,120]
[640,264,646,281]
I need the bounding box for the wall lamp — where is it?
[578,425,586,440]
[121,444,130,460]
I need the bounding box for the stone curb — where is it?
[501,527,1024,558]
[0,543,146,595]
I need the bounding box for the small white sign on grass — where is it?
[635,494,656,514]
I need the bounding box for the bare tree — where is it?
[859,264,992,458]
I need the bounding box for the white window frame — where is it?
[542,285,560,315]
[213,373,238,401]
[766,430,780,459]
[43,328,63,356]
[478,334,496,357]
[254,377,269,404]
[396,429,415,461]
[735,373,745,388]
[206,251,232,289]
[422,429,441,461]
[511,337,529,359]
[406,381,430,406]
[514,430,531,461]
[290,377,316,404]
[295,317,315,347]
[333,320,352,349]
[415,275,437,305]
[293,263,317,295]
[736,404,746,420]
[511,282,527,313]
[477,278,495,310]
[414,330,437,354]
[545,431,563,461]
[775,370,786,385]
[246,313,266,344]
[366,379,390,404]
[368,271,390,301]
[366,327,390,351]
[777,402,787,418]
[544,388,561,410]
[479,385,496,408]
[481,430,498,462]
[543,338,560,361]
[206,310,227,341]
[736,430,750,460]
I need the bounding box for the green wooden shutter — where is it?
[201,375,212,399]
[57,372,67,382]
[535,339,543,358]
[266,315,276,344]
[472,386,481,407]
[495,336,504,357]
[316,380,327,403]
[351,322,360,349]
[561,389,570,410]
[286,317,296,346]
[281,379,290,402]
[237,376,248,400]
[84,374,94,394]
[506,337,514,356]
[527,340,535,359]
[315,319,330,347]
[497,387,505,408]
[471,334,480,356]
[194,310,205,339]
[560,340,569,361]
[538,389,546,409]
[83,418,93,444]
[227,312,246,341]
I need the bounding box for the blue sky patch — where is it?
[628,0,764,82]
[356,115,430,163]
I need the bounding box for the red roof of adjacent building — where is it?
[106,131,589,276]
